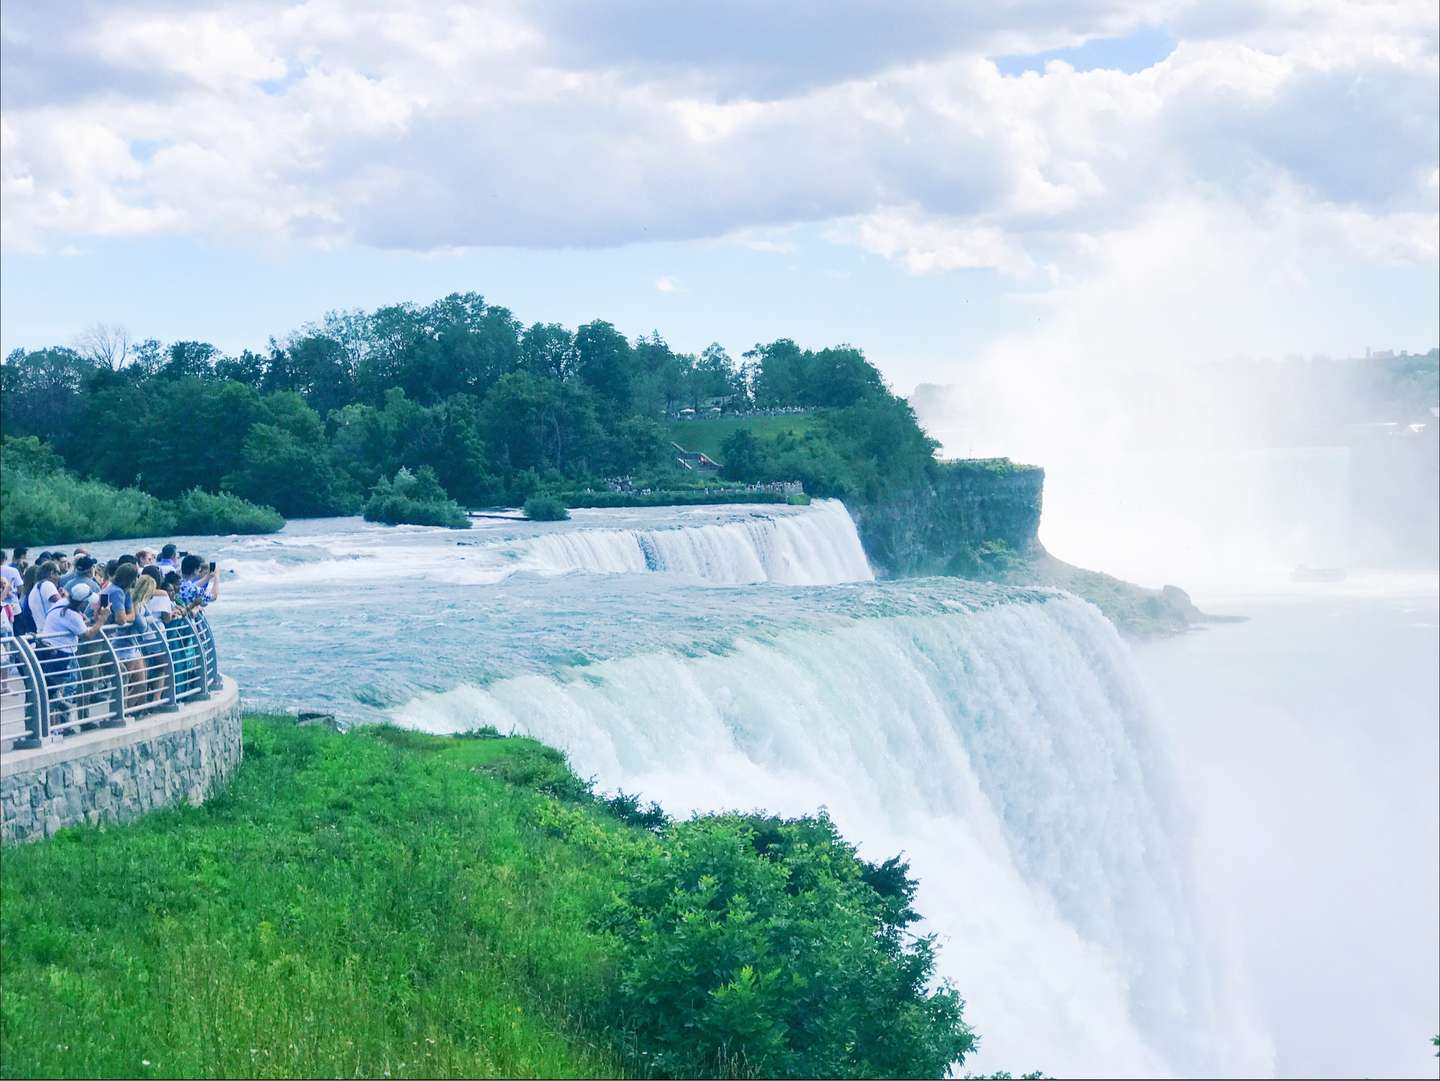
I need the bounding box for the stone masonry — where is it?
[0,679,241,844]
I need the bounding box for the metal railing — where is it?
[0,611,221,751]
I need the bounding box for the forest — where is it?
[1,293,938,544]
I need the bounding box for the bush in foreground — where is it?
[523,494,570,521]
[363,466,470,529]
[603,813,974,1078]
[0,718,978,1080]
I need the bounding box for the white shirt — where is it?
[41,606,87,654]
[27,580,59,631]
[146,594,175,617]
[0,564,21,593]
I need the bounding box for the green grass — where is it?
[0,717,978,1080]
[664,415,819,462]
[0,718,627,1079]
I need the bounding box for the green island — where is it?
[0,717,995,1080]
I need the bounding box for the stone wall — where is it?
[0,679,241,844]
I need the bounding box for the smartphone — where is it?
[208,561,216,572]
[98,595,110,609]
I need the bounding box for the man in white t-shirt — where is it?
[26,565,63,632]
[39,582,109,713]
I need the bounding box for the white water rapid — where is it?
[220,498,873,589]
[395,594,1270,1077]
[509,497,874,585]
[87,500,1271,1076]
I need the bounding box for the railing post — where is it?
[11,635,50,748]
[195,612,222,691]
[153,619,180,713]
[182,616,211,702]
[95,628,129,727]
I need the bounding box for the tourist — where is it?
[38,581,110,721]
[0,576,14,636]
[11,548,30,576]
[60,555,98,593]
[103,563,147,708]
[156,544,179,576]
[24,560,64,635]
[178,554,219,609]
[135,548,156,568]
[130,576,169,704]
[0,551,22,596]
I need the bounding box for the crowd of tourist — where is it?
[0,543,221,724]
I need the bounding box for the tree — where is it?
[719,429,767,482]
[214,349,267,389]
[228,421,348,517]
[139,379,266,497]
[574,320,633,417]
[807,345,886,407]
[74,324,130,371]
[520,322,577,382]
[157,341,220,381]
[0,347,96,460]
[481,371,602,478]
[747,339,809,406]
[264,334,354,417]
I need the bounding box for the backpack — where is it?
[12,601,35,637]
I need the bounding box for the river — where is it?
[61,500,1437,1078]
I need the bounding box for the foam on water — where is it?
[73,502,1270,1076]
[213,499,873,587]
[395,594,1272,1077]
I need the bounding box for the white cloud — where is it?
[0,0,1433,285]
[833,206,1038,277]
[655,275,681,293]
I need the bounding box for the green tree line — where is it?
[1,292,938,527]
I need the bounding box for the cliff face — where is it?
[849,459,1045,578]
[849,458,1221,636]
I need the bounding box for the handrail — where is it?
[0,607,222,752]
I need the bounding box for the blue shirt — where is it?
[179,576,212,607]
[102,585,134,638]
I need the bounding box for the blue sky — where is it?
[1,3,1436,391]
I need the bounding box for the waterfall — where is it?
[509,498,874,585]
[393,593,1271,1077]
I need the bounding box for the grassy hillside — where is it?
[665,414,818,462]
[0,717,975,1079]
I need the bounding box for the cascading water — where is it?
[218,498,874,588]
[140,500,1270,1076]
[512,498,874,584]
[394,594,1271,1078]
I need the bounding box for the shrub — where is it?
[0,454,284,548]
[523,494,571,521]
[559,490,789,509]
[604,813,974,1078]
[169,487,285,535]
[363,467,470,529]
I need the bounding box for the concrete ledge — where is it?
[0,678,242,843]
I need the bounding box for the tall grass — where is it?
[0,720,621,1079]
[0,718,980,1080]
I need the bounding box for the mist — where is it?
[905,201,1439,592]
[901,198,1440,1078]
